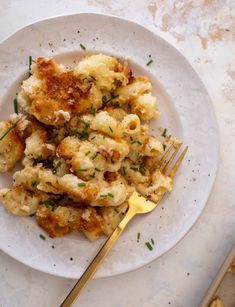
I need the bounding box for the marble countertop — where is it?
[0,1,234,306]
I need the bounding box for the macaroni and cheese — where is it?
[0,54,177,241]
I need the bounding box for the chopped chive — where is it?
[145,241,153,251]
[90,136,96,140]
[29,56,32,76]
[52,161,62,174]
[31,181,38,188]
[78,182,85,187]
[100,193,114,198]
[103,135,106,139]
[39,234,46,240]
[107,193,114,198]
[130,166,139,171]
[91,104,96,117]
[109,126,113,133]
[70,121,90,139]
[102,94,119,105]
[162,128,167,137]
[139,164,147,175]
[146,59,153,66]
[13,98,18,114]
[163,144,166,151]
[83,76,96,83]
[80,43,86,50]
[29,191,34,197]
[89,172,96,178]
[131,139,142,145]
[137,232,140,242]
[151,238,155,245]
[44,199,57,210]
[77,168,87,172]
[85,151,91,156]
[123,167,126,176]
[91,152,99,160]
[0,119,20,141]
[95,167,101,172]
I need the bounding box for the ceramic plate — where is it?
[0,13,218,279]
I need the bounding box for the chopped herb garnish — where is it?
[100,194,107,197]
[137,232,140,242]
[90,136,96,140]
[95,167,101,172]
[78,182,85,187]
[162,128,167,137]
[130,166,139,171]
[122,167,126,176]
[91,104,96,117]
[146,59,153,66]
[52,161,62,174]
[77,168,87,172]
[91,152,99,160]
[151,238,155,245]
[102,94,119,106]
[102,95,108,104]
[163,144,166,151]
[71,121,90,139]
[130,164,146,175]
[89,172,96,178]
[29,213,36,217]
[109,126,113,133]
[131,139,142,145]
[100,193,114,198]
[29,191,34,197]
[90,75,96,81]
[139,164,147,175]
[44,199,57,211]
[80,43,86,50]
[29,56,32,76]
[0,119,20,141]
[85,151,91,156]
[31,181,38,188]
[32,156,54,169]
[145,241,153,251]
[83,76,96,83]
[39,234,46,240]
[13,98,18,114]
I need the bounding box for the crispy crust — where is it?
[36,205,104,240]
[27,58,91,125]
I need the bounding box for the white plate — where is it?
[0,13,218,279]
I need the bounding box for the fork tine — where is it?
[158,142,174,169]
[161,143,182,174]
[168,146,188,179]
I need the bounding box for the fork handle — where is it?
[60,208,136,307]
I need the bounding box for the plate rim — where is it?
[0,12,219,279]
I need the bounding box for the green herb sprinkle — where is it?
[80,43,86,50]
[39,234,46,240]
[146,59,153,66]
[145,241,153,251]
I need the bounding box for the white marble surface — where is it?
[0,1,234,307]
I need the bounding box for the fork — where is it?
[60,144,188,307]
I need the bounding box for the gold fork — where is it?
[61,144,188,307]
